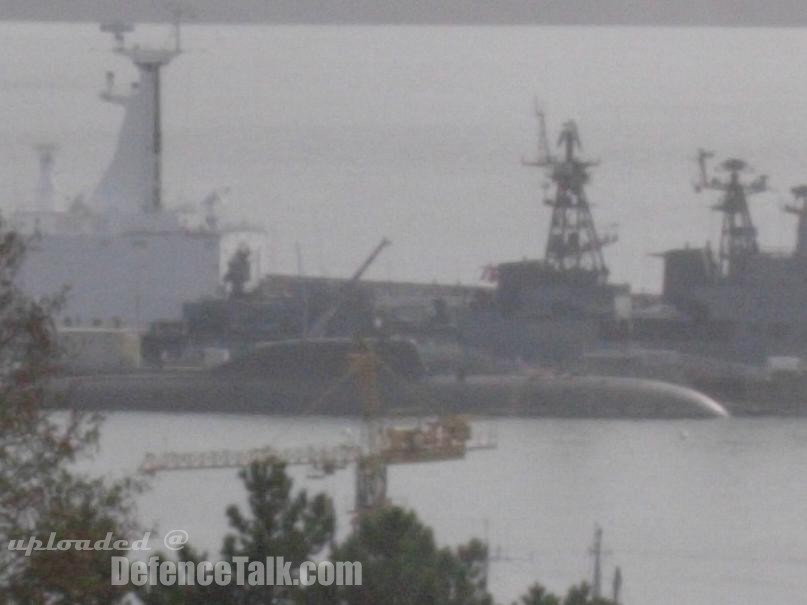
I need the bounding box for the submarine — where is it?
[49,338,728,419]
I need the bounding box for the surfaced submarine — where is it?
[49,339,728,419]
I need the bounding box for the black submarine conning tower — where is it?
[694,151,768,280]
[523,111,615,284]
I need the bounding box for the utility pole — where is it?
[612,565,623,604]
[589,524,603,599]
[482,517,490,590]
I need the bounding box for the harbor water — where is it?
[87,413,807,605]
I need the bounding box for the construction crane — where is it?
[348,343,485,515]
[136,232,495,514]
[138,341,496,518]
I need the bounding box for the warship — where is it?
[447,111,807,415]
[623,152,807,413]
[655,152,807,363]
[457,111,629,364]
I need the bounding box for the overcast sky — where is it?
[3,1,807,26]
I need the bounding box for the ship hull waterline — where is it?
[46,371,729,420]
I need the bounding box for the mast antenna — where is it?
[534,99,552,165]
[95,20,182,215]
[694,152,767,279]
[100,21,133,51]
[524,112,613,282]
[166,2,197,53]
[786,185,807,259]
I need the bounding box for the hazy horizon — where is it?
[5,22,807,294]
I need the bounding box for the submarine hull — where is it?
[48,371,728,419]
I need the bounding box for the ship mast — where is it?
[95,22,181,216]
[786,185,807,260]
[695,153,767,280]
[523,112,614,283]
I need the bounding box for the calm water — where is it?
[85,413,807,605]
[5,24,807,291]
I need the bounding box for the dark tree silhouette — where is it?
[0,219,139,602]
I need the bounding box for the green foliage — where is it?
[0,220,139,603]
[515,582,617,605]
[563,582,617,605]
[221,459,335,603]
[515,583,561,605]
[6,471,139,604]
[136,545,231,605]
[140,459,618,605]
[139,459,336,605]
[306,506,493,605]
[222,459,335,565]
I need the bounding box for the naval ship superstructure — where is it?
[13,23,266,330]
[459,113,629,363]
[655,152,807,363]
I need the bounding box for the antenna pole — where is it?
[612,565,623,604]
[534,101,551,164]
[173,10,182,53]
[151,64,162,212]
[590,524,603,599]
[786,185,807,259]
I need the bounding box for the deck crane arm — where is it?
[306,237,391,339]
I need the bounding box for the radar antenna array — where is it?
[693,151,768,278]
[523,111,612,282]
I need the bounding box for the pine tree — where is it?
[307,506,494,605]
[0,220,139,603]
